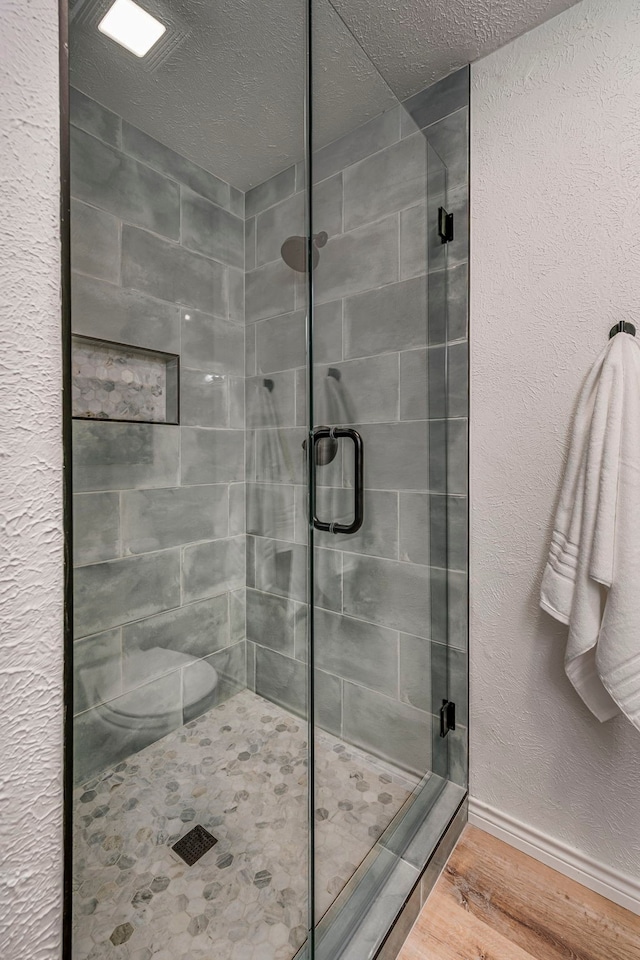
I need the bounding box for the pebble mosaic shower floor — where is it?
[73,689,417,960]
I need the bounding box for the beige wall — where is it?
[470,0,640,888]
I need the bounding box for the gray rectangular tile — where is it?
[313,300,343,364]
[182,641,246,722]
[246,165,296,218]
[230,588,246,643]
[70,199,120,283]
[180,428,244,484]
[312,608,398,697]
[121,121,230,208]
[121,485,228,554]
[182,536,245,603]
[427,261,468,344]
[400,202,427,280]
[430,567,468,650]
[256,310,306,373]
[343,553,430,637]
[245,322,256,376]
[229,186,244,218]
[431,640,467,727]
[293,600,308,661]
[73,492,120,565]
[428,494,467,571]
[402,67,469,131]
[312,487,398,560]
[344,276,427,359]
[245,372,296,428]
[314,215,399,304]
[253,538,307,604]
[122,225,228,316]
[445,182,469,269]
[180,367,229,428]
[229,483,246,538]
[181,188,244,268]
[246,587,295,654]
[73,628,122,714]
[343,133,426,232]
[400,348,427,421]
[423,107,468,189]
[181,309,243,373]
[313,172,343,239]
[313,106,401,183]
[229,267,244,322]
[425,341,473,422]
[428,418,468,496]
[256,191,305,267]
[253,539,340,611]
[72,421,179,492]
[74,549,181,637]
[399,491,429,566]
[229,376,245,428]
[122,595,230,667]
[245,217,256,271]
[245,258,295,323]
[448,722,468,787]
[343,682,431,776]
[246,639,256,691]
[247,483,295,540]
[255,646,306,717]
[252,428,304,484]
[70,87,121,148]
[73,672,182,784]
[313,355,399,425]
[353,421,429,491]
[71,127,179,239]
[314,669,342,737]
[399,632,431,712]
[70,273,180,353]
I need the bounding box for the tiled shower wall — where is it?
[70,88,248,783]
[243,68,469,778]
[70,67,469,785]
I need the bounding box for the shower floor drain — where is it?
[171,825,218,866]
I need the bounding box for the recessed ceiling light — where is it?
[98,0,166,57]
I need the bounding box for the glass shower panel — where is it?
[67,2,311,958]
[308,6,458,946]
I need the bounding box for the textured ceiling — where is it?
[70,0,579,191]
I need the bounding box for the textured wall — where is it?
[471,0,640,877]
[0,1,63,957]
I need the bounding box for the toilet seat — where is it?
[98,647,219,729]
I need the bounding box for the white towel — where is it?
[540,332,640,729]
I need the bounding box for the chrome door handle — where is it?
[312,427,364,534]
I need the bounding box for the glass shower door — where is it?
[307,8,462,950]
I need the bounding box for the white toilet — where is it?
[88,647,219,735]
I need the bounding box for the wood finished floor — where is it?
[398,825,640,960]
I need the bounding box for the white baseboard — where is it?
[468,797,640,916]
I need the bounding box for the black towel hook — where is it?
[609,321,636,339]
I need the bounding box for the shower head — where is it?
[281,231,328,272]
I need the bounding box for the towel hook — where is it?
[609,321,636,339]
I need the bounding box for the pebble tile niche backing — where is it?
[71,336,178,423]
[70,68,469,788]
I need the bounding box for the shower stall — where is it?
[64,1,469,957]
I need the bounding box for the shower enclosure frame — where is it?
[58,0,470,954]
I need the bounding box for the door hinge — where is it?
[439,699,456,738]
[438,206,454,244]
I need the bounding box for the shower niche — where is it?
[71,335,179,424]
